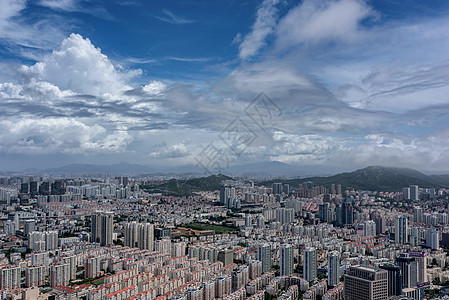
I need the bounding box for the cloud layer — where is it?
[1,0,449,173]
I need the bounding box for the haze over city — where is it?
[1,0,449,173]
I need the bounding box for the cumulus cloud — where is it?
[238,0,280,60]
[20,33,133,96]
[276,0,375,50]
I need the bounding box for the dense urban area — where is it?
[0,171,449,300]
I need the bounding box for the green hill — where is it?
[261,166,449,192]
[143,174,233,196]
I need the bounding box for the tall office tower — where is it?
[341,197,353,226]
[91,212,113,246]
[272,183,283,195]
[280,244,294,276]
[303,247,317,282]
[220,185,231,207]
[319,203,330,223]
[218,249,234,267]
[337,184,342,195]
[20,182,29,194]
[402,187,411,200]
[51,179,66,195]
[257,243,272,274]
[396,253,417,288]
[413,206,423,224]
[25,265,45,287]
[29,181,39,197]
[374,215,386,234]
[379,265,402,297]
[426,228,439,250]
[155,238,172,255]
[363,220,377,237]
[50,263,70,287]
[328,251,340,287]
[410,185,419,200]
[39,181,51,195]
[344,265,388,300]
[0,265,21,290]
[409,252,427,283]
[395,216,408,244]
[85,256,101,278]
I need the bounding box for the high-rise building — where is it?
[409,252,427,283]
[155,238,172,255]
[395,216,408,244]
[402,187,410,200]
[220,186,231,207]
[171,241,186,257]
[280,244,294,276]
[272,183,283,195]
[328,251,340,287]
[218,249,234,267]
[341,197,353,226]
[257,243,272,274]
[410,227,422,246]
[374,215,386,234]
[396,253,417,288]
[124,221,154,251]
[28,231,58,251]
[24,219,36,236]
[363,220,376,237]
[50,263,70,287]
[344,265,388,300]
[410,185,419,201]
[60,255,77,280]
[25,265,45,287]
[85,256,101,278]
[426,228,439,250]
[303,247,317,282]
[413,206,423,224]
[379,264,402,297]
[0,265,21,290]
[91,212,113,246]
[319,203,330,223]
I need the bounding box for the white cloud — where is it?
[148,141,190,158]
[238,0,280,60]
[276,0,374,50]
[143,81,166,95]
[39,0,78,11]
[153,9,195,25]
[0,117,131,154]
[20,33,132,96]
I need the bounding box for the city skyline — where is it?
[1,0,449,173]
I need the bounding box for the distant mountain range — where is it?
[9,161,344,178]
[262,166,449,192]
[3,163,449,192]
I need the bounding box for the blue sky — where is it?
[1,0,449,173]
